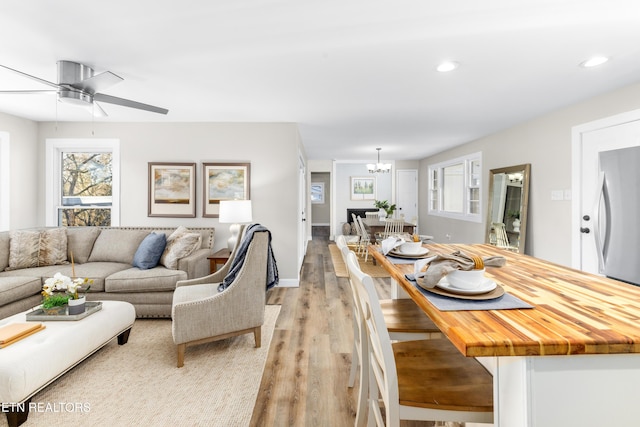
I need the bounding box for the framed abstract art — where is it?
[148,162,196,217]
[202,162,251,217]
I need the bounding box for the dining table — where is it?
[361,218,424,243]
[369,242,640,427]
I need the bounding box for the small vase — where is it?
[378,208,387,220]
[68,296,86,315]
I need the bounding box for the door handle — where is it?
[580,227,590,234]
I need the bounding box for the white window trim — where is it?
[45,138,120,227]
[427,152,482,223]
[0,132,9,231]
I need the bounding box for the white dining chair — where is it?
[356,216,371,262]
[365,211,379,220]
[346,251,494,427]
[492,222,511,249]
[335,237,441,427]
[378,218,404,240]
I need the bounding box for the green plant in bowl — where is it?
[42,293,70,309]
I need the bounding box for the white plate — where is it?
[436,277,497,295]
[391,247,430,257]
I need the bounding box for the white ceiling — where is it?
[1,0,640,161]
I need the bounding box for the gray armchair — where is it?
[171,227,269,367]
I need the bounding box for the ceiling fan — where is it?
[0,60,168,116]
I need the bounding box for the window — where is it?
[427,152,481,222]
[46,139,120,227]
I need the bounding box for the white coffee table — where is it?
[0,300,135,427]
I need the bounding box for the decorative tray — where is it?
[26,302,102,321]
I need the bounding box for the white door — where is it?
[572,110,640,273]
[298,155,307,274]
[396,169,418,226]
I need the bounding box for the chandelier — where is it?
[367,148,392,173]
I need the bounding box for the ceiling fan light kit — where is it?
[0,60,168,116]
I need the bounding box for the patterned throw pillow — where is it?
[160,226,202,270]
[7,228,68,270]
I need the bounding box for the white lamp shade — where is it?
[219,200,253,224]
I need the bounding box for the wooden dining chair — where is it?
[379,218,404,240]
[365,211,379,220]
[345,251,494,427]
[350,214,365,256]
[356,216,371,262]
[492,222,511,249]
[335,236,442,427]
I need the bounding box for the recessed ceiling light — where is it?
[437,61,459,73]
[580,56,609,68]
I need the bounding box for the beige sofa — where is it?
[0,226,215,319]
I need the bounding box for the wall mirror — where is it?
[486,164,531,253]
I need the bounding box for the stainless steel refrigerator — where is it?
[597,146,640,286]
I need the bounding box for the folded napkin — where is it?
[413,250,507,289]
[380,236,404,255]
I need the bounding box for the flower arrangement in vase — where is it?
[41,253,93,315]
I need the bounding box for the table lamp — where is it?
[218,200,253,250]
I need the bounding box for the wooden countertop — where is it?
[370,243,640,357]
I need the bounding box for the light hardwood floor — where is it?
[250,229,444,427]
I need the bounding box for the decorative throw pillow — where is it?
[132,232,167,270]
[39,228,68,267]
[7,230,40,270]
[160,226,202,270]
[7,228,69,270]
[0,232,10,271]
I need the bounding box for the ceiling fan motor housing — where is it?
[57,60,94,88]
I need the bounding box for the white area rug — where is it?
[2,305,280,427]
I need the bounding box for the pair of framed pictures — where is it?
[148,162,250,218]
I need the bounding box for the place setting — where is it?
[380,235,431,263]
[404,251,533,311]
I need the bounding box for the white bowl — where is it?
[400,241,423,254]
[447,269,486,290]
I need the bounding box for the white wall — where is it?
[421,81,640,266]
[0,112,40,229]
[31,121,302,284]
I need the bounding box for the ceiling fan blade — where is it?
[69,71,123,95]
[94,93,168,115]
[0,89,57,94]
[0,64,60,89]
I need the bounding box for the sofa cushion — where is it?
[88,229,149,264]
[105,267,187,293]
[0,276,42,307]
[160,227,202,270]
[66,227,101,264]
[132,232,167,270]
[7,229,68,270]
[42,262,132,293]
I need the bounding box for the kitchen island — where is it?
[370,243,640,427]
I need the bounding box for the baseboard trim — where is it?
[276,278,299,288]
